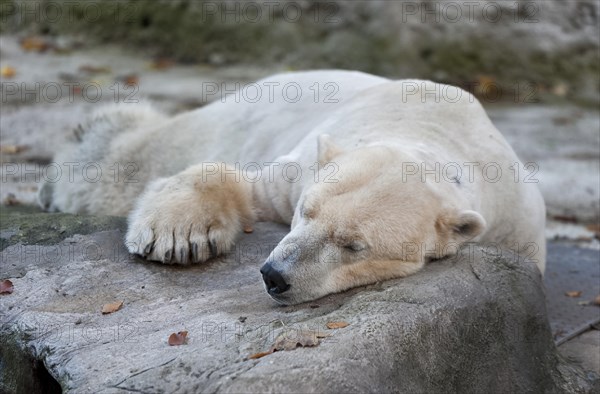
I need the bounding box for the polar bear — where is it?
[39,70,546,305]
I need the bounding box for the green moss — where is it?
[0,205,126,251]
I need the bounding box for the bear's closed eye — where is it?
[344,242,366,252]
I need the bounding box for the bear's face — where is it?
[260,141,485,305]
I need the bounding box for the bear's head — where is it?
[260,135,486,305]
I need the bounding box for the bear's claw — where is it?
[124,173,243,265]
[143,242,154,256]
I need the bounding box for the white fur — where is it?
[41,70,546,304]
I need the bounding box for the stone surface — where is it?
[0,207,593,393]
[543,243,600,344]
[560,330,600,377]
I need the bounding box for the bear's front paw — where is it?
[125,175,249,264]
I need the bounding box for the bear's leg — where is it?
[125,163,255,264]
[38,104,166,214]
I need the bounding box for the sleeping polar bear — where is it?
[39,70,546,305]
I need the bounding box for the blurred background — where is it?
[0,0,599,370]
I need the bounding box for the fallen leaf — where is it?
[586,224,600,232]
[0,144,29,154]
[168,331,188,346]
[476,75,496,87]
[246,328,325,360]
[326,321,349,329]
[20,36,50,52]
[594,295,600,306]
[272,329,320,351]
[101,300,124,314]
[3,193,20,206]
[0,279,14,294]
[552,215,578,224]
[474,75,497,97]
[565,291,582,298]
[0,66,16,78]
[586,224,600,239]
[248,350,272,359]
[119,74,139,87]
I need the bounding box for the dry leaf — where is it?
[326,321,349,329]
[272,329,320,351]
[101,300,124,314]
[565,291,582,298]
[586,224,600,232]
[247,329,325,360]
[0,66,16,78]
[121,74,139,87]
[474,75,497,96]
[0,279,14,294]
[248,350,272,359]
[552,215,578,224]
[20,36,50,52]
[3,193,20,206]
[594,295,600,306]
[586,224,600,239]
[0,144,28,154]
[168,331,188,346]
[115,74,139,87]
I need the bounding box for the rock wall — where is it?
[1,0,598,103]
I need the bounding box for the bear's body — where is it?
[40,70,545,304]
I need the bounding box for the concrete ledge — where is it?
[0,211,592,393]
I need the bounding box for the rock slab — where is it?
[0,208,592,393]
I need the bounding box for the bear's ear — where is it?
[437,209,486,243]
[318,134,344,165]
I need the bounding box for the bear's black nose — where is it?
[260,262,290,295]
